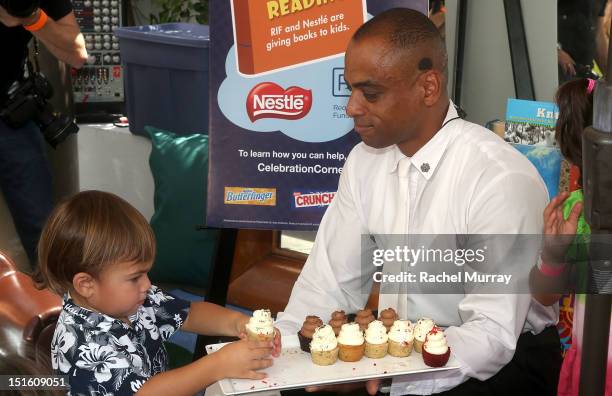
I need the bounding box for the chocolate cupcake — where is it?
[378,308,398,331]
[355,309,375,332]
[329,310,348,336]
[298,316,323,353]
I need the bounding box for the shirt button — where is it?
[421,163,430,172]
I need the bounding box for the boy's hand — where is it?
[213,339,274,380]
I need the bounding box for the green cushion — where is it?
[146,126,219,290]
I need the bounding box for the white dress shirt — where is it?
[275,103,558,395]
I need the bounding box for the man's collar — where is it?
[389,101,460,180]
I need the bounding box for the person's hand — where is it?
[271,327,282,357]
[212,339,274,380]
[558,49,576,77]
[0,5,39,27]
[234,314,282,357]
[542,192,582,263]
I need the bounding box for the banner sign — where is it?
[208,0,429,229]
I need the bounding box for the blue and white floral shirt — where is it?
[51,285,191,395]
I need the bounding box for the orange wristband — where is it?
[24,9,48,32]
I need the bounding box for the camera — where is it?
[0,0,39,18]
[0,72,79,148]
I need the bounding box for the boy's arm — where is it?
[136,339,273,396]
[181,301,249,336]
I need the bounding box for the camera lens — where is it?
[1,0,40,18]
[40,114,79,148]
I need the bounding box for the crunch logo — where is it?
[293,191,336,208]
[247,82,312,122]
[225,187,276,206]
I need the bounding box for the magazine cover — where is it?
[504,98,559,146]
[207,1,429,230]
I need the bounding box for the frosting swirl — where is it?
[300,315,323,338]
[329,310,348,335]
[388,320,414,343]
[424,327,449,355]
[364,320,388,344]
[337,323,364,346]
[310,324,338,352]
[414,318,435,342]
[246,309,274,335]
[378,308,398,330]
[356,309,375,331]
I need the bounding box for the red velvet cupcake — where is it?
[298,316,323,353]
[422,327,451,367]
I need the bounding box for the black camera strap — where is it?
[26,39,41,78]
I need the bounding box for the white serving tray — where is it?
[206,335,459,395]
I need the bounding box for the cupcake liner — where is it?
[422,347,451,368]
[338,342,365,362]
[297,331,312,353]
[311,347,339,366]
[365,341,388,359]
[413,339,424,353]
[246,328,274,342]
[388,339,413,357]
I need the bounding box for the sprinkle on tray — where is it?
[250,386,255,390]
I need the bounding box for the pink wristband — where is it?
[537,256,566,277]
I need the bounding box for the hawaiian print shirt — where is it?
[51,285,191,395]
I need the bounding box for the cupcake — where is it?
[310,324,339,365]
[298,316,323,353]
[387,320,414,357]
[364,320,388,359]
[355,309,376,331]
[337,323,365,362]
[378,308,398,331]
[245,309,275,342]
[413,318,435,353]
[329,310,348,336]
[422,327,451,367]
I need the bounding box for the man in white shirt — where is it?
[275,8,561,396]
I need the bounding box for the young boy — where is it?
[36,190,281,395]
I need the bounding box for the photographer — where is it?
[1,0,87,267]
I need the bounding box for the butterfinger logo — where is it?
[231,0,367,76]
[224,187,277,206]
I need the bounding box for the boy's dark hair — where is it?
[555,78,594,173]
[35,190,156,295]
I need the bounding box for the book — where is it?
[504,98,559,146]
[231,0,366,76]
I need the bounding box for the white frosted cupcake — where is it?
[387,320,414,357]
[337,323,365,362]
[310,324,339,365]
[422,327,451,367]
[364,320,388,358]
[413,318,435,353]
[245,309,274,342]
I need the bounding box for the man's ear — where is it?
[421,70,443,107]
[73,272,96,298]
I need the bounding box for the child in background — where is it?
[35,190,281,396]
[532,78,611,396]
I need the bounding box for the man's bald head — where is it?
[352,8,448,80]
